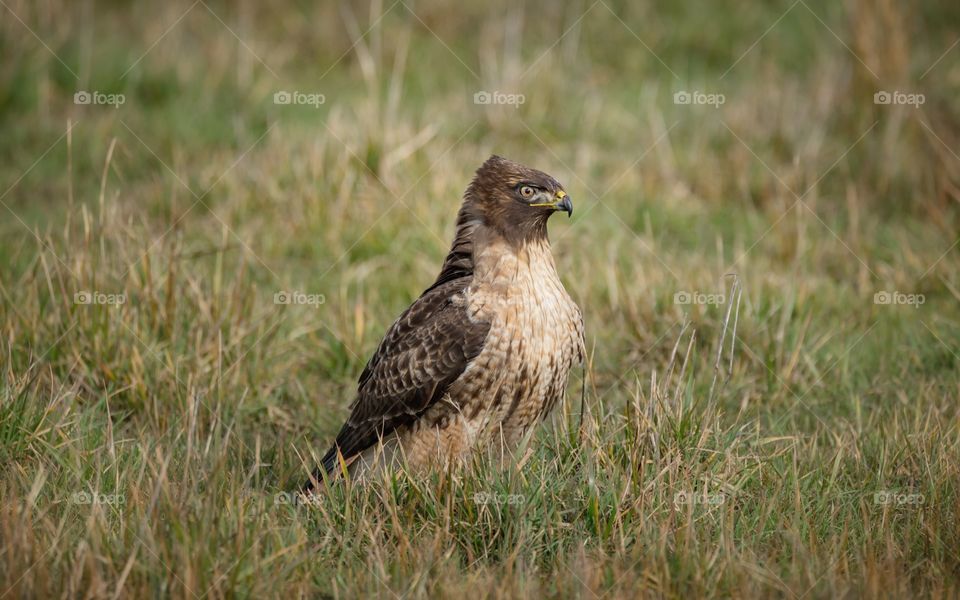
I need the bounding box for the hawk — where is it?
[305,155,585,489]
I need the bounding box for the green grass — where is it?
[2,0,960,597]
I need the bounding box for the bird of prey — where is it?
[305,155,584,488]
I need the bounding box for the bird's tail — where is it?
[301,441,354,494]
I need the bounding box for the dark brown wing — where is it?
[311,276,489,481]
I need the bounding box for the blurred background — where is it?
[3,0,958,396]
[2,0,960,597]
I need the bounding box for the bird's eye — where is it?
[519,185,535,199]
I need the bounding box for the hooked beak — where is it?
[532,190,573,217]
[555,191,573,217]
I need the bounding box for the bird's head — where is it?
[463,155,572,244]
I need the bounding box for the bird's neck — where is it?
[426,204,483,292]
[471,235,557,285]
[427,202,554,292]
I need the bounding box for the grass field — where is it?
[2,0,960,597]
